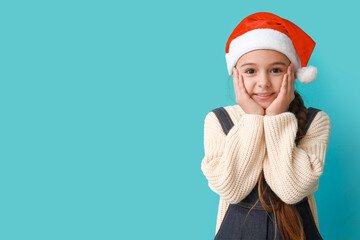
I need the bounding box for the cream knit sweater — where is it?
[201,104,331,235]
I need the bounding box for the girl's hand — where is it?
[265,63,295,116]
[233,67,265,115]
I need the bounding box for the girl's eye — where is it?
[245,69,255,74]
[271,68,281,73]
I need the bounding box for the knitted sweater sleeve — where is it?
[263,111,331,204]
[201,111,266,204]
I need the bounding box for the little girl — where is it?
[201,12,331,240]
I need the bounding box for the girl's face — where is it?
[235,49,291,109]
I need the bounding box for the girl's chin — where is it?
[252,98,272,108]
[259,104,270,109]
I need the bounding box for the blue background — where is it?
[0,0,359,239]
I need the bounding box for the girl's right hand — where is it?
[233,67,265,115]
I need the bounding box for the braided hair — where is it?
[256,90,308,240]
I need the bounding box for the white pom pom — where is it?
[295,66,317,84]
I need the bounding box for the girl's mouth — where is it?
[254,93,274,100]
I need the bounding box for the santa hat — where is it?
[225,12,317,84]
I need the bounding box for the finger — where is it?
[233,68,240,98]
[238,72,248,96]
[282,73,288,95]
[287,64,292,92]
[289,63,295,92]
[234,67,244,93]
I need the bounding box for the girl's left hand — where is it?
[265,63,296,116]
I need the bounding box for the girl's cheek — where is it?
[243,81,252,94]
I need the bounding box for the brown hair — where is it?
[256,90,308,240]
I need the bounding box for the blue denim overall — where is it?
[211,107,324,240]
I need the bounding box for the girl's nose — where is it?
[257,72,271,88]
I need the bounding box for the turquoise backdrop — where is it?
[0,0,359,239]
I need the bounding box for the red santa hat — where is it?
[225,12,317,84]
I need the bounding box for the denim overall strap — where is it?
[211,107,234,135]
[304,107,321,135]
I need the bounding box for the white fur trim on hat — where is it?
[225,28,301,76]
[295,65,317,84]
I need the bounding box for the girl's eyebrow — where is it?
[240,63,256,67]
[240,62,287,67]
[270,62,287,66]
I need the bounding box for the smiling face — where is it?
[235,49,291,109]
